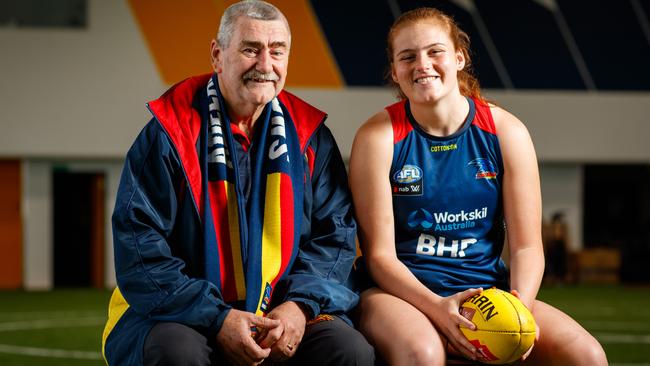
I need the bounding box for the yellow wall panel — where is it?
[128,0,342,87]
[277,0,343,88]
[128,0,230,84]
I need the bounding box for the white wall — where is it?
[0,0,163,159]
[539,164,583,251]
[21,161,53,289]
[291,88,650,162]
[489,90,650,163]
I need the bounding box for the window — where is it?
[0,0,87,28]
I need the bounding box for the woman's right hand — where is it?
[427,287,483,361]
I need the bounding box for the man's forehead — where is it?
[234,17,290,46]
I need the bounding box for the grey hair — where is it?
[216,0,291,48]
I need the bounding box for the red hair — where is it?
[386,7,482,101]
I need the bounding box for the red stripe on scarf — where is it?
[208,181,237,302]
[273,173,294,289]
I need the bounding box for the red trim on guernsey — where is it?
[147,74,211,215]
[471,98,497,135]
[386,100,412,144]
[277,90,327,153]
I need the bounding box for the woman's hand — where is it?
[426,287,483,361]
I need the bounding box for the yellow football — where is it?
[459,288,536,364]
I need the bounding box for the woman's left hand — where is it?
[427,287,484,361]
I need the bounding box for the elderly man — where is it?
[101,1,374,365]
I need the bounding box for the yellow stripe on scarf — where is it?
[256,172,283,315]
[225,181,246,301]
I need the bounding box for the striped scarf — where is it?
[201,75,303,316]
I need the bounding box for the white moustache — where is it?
[243,70,279,82]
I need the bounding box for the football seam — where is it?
[501,292,525,362]
[471,330,535,334]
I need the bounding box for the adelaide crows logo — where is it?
[468,158,498,180]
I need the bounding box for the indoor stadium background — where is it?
[0,0,649,365]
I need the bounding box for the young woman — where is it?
[349,7,607,366]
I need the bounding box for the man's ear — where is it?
[210,39,222,73]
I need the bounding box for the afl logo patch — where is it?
[392,165,423,196]
[393,165,422,184]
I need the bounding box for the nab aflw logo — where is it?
[392,164,423,196]
[268,99,288,161]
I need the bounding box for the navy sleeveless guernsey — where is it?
[388,97,509,296]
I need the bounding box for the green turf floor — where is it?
[0,289,111,366]
[537,285,650,365]
[0,285,648,365]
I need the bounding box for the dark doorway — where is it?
[583,165,650,282]
[53,169,105,288]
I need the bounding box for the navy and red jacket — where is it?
[101,74,358,365]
